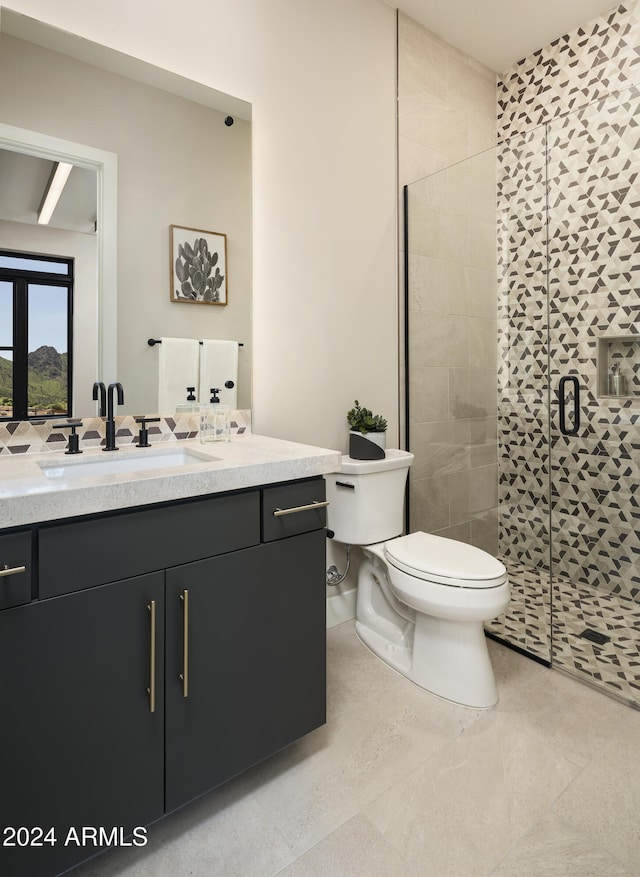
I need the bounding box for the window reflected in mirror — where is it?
[0,251,72,419]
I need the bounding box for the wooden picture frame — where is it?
[170,224,227,305]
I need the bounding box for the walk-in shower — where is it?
[405,83,640,707]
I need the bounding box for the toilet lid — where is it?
[385,532,507,588]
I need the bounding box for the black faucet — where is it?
[104,382,124,451]
[92,381,107,417]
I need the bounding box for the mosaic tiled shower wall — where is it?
[496,1,640,142]
[489,2,640,677]
[547,85,640,600]
[495,126,549,578]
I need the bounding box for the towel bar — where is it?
[148,338,243,346]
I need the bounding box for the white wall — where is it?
[1,0,399,453]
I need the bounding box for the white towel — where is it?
[158,337,200,413]
[199,340,239,409]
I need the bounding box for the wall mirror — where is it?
[0,8,252,418]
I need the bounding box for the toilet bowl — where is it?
[325,451,510,708]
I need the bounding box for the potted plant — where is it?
[347,400,388,460]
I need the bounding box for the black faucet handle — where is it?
[55,421,83,455]
[134,416,161,448]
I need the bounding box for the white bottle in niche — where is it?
[199,388,230,442]
[608,362,627,396]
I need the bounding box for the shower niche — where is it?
[597,336,640,399]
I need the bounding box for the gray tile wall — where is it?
[399,13,499,552]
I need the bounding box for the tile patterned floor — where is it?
[487,561,640,706]
[70,620,640,877]
[552,579,640,703]
[486,560,552,661]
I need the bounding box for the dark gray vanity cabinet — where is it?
[165,528,326,812]
[0,529,32,610]
[37,491,261,599]
[0,571,165,877]
[0,476,327,877]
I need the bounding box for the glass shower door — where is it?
[490,125,553,663]
[406,87,640,706]
[547,84,640,704]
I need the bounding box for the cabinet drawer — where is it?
[262,478,327,542]
[39,491,260,598]
[0,531,32,611]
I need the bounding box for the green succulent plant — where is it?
[347,400,388,434]
[175,237,224,302]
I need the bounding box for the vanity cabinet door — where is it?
[0,572,165,877]
[164,529,326,813]
[165,545,271,812]
[256,529,327,753]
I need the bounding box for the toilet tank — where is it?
[324,450,414,545]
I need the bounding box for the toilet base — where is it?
[355,619,413,679]
[411,613,498,708]
[355,612,498,709]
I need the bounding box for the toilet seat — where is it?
[385,531,507,589]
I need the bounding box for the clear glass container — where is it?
[199,404,230,442]
[176,402,199,413]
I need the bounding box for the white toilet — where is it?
[325,450,510,708]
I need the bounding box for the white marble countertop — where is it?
[0,434,342,529]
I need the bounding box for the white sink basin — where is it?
[39,447,217,480]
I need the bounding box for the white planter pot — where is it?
[348,430,386,460]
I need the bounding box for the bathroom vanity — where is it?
[0,435,341,877]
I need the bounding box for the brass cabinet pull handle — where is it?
[0,564,26,578]
[147,600,157,714]
[273,500,330,517]
[180,589,189,698]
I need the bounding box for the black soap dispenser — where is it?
[176,387,199,414]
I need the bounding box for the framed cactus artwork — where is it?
[170,225,227,305]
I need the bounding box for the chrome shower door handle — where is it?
[558,376,580,436]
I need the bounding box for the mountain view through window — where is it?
[0,253,73,420]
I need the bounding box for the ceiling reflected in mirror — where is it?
[0,149,97,233]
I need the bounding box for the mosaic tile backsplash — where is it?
[0,410,251,456]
